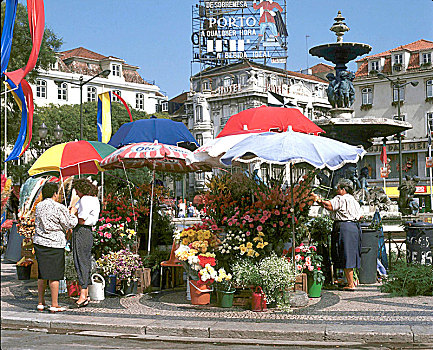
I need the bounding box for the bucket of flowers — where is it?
[92,215,137,260]
[174,223,223,305]
[291,243,325,298]
[214,267,235,308]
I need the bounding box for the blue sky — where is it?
[39,0,432,98]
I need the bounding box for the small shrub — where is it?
[380,260,433,296]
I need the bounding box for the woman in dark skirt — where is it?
[71,179,100,307]
[34,182,78,312]
[315,179,362,291]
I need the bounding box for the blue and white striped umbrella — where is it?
[220,131,366,170]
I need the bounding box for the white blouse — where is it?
[75,196,100,226]
[329,193,361,221]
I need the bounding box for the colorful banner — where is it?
[4,78,34,161]
[1,0,18,76]
[97,92,112,143]
[5,0,45,85]
[112,92,133,122]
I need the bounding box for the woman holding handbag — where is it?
[71,179,100,307]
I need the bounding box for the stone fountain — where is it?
[309,11,411,148]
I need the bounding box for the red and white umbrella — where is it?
[100,141,209,253]
[100,141,207,173]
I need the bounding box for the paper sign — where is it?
[380,167,390,178]
[426,157,433,168]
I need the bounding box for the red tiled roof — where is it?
[356,39,433,61]
[355,39,433,78]
[59,47,107,61]
[310,63,334,74]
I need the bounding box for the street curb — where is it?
[2,311,432,344]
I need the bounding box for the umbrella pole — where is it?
[147,166,156,254]
[101,172,104,205]
[59,173,67,206]
[121,162,138,252]
[290,163,296,265]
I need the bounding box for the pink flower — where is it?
[246,231,250,236]
[126,217,131,223]
[257,225,263,231]
[296,264,303,271]
[308,265,314,272]
[274,209,280,215]
[279,221,284,227]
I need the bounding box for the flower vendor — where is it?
[314,179,361,291]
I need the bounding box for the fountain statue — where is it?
[310,11,371,117]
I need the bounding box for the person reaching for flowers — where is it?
[313,179,361,291]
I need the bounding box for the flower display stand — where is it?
[294,273,308,293]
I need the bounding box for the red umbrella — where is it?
[216,105,324,138]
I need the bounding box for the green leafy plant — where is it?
[360,103,373,111]
[231,258,261,288]
[140,249,169,272]
[380,260,433,296]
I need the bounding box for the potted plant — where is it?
[175,223,221,305]
[292,243,325,298]
[214,267,235,308]
[114,249,143,296]
[96,251,120,295]
[140,249,170,288]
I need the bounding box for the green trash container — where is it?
[359,226,379,284]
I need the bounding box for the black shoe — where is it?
[76,299,89,308]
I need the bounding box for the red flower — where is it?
[198,255,216,267]
[295,248,301,253]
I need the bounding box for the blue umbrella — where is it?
[220,131,365,170]
[108,116,198,149]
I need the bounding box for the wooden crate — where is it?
[232,288,252,307]
[294,273,308,293]
[136,268,151,293]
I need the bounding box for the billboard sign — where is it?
[192,0,288,65]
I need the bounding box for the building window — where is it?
[87,86,97,102]
[161,101,168,112]
[136,93,144,110]
[112,90,121,102]
[202,80,210,91]
[361,87,373,105]
[36,79,47,98]
[196,172,205,181]
[371,61,379,71]
[393,114,407,136]
[422,52,432,64]
[394,54,402,65]
[427,79,433,98]
[57,82,68,101]
[223,76,232,87]
[393,85,405,102]
[112,64,121,77]
[196,133,203,146]
[195,105,203,122]
[427,112,433,135]
[270,76,277,86]
[240,74,248,86]
[238,102,245,113]
[221,104,230,126]
[258,74,264,86]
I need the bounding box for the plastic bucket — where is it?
[217,290,235,308]
[66,281,81,297]
[189,280,212,305]
[104,275,117,296]
[16,265,31,280]
[307,275,322,298]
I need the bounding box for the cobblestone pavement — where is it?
[2,262,432,327]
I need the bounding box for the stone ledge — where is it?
[325,324,413,343]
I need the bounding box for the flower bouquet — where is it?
[174,223,222,286]
[93,216,137,259]
[290,243,325,285]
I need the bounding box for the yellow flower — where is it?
[182,238,189,245]
[258,231,265,237]
[263,242,269,246]
[257,242,264,249]
[253,237,260,242]
[240,245,247,254]
[246,242,253,248]
[255,252,260,257]
[247,249,255,257]
[203,230,211,239]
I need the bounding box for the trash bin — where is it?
[404,221,433,265]
[359,225,379,284]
